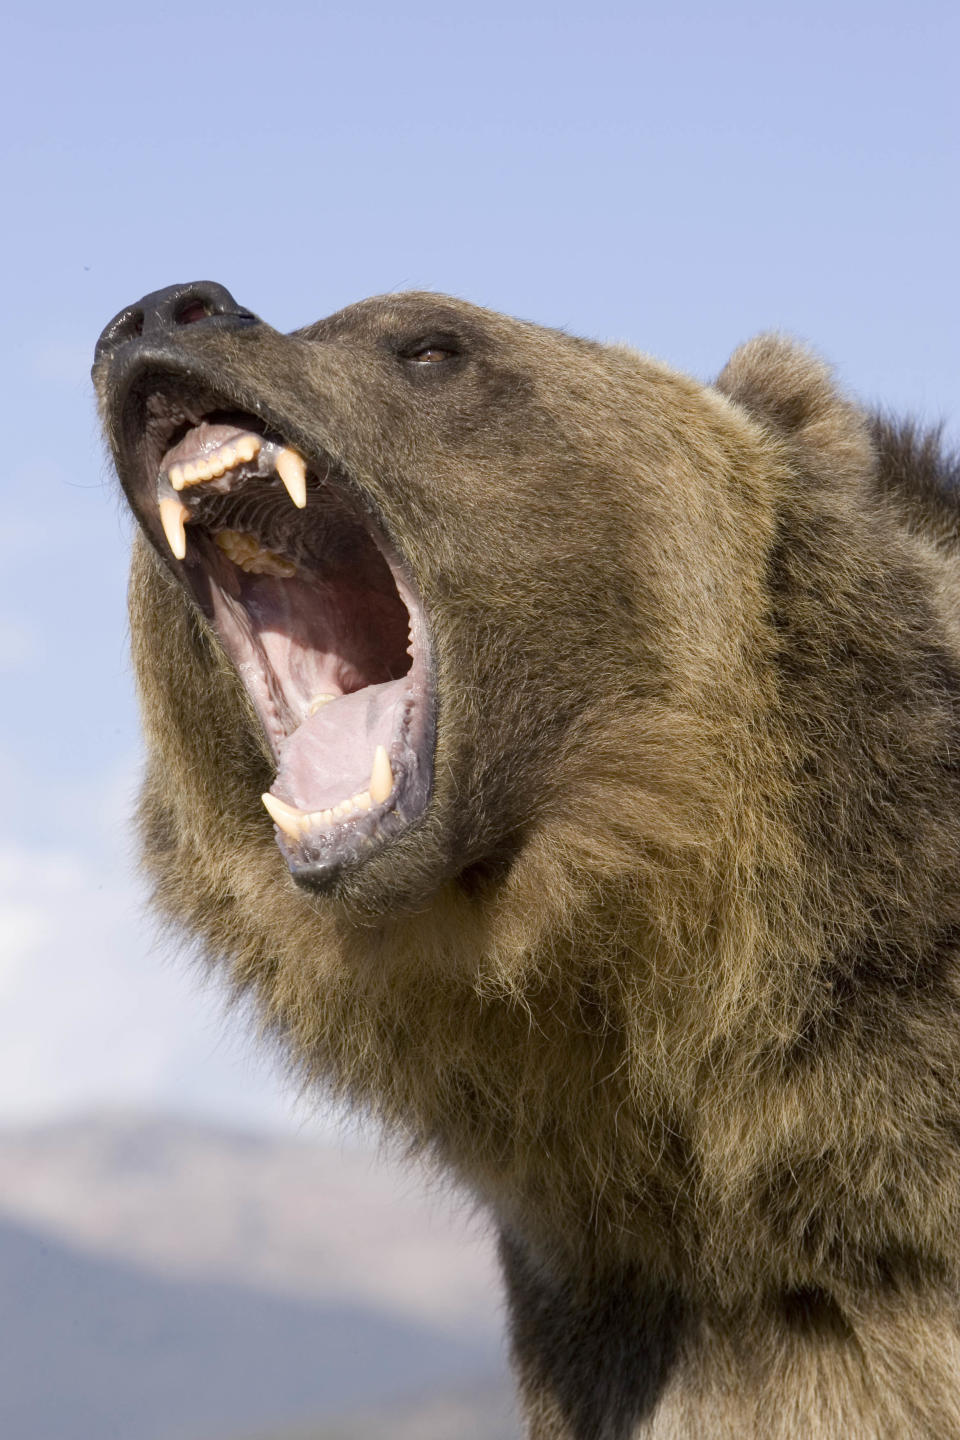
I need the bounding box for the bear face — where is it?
[94,285,779,918]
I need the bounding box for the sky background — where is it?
[1,0,957,1133]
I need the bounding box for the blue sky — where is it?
[1,0,956,1129]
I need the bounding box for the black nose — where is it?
[94,281,257,365]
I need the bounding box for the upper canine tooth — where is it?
[261,793,307,841]
[158,498,189,559]
[276,448,307,508]
[369,745,393,805]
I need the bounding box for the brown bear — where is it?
[93,282,960,1438]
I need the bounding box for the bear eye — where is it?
[397,335,462,366]
[408,347,454,364]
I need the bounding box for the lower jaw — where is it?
[264,691,434,874]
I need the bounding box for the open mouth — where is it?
[124,383,435,886]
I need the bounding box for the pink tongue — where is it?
[272,679,405,812]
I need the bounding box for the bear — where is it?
[93,282,960,1438]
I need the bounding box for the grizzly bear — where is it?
[94,282,960,1438]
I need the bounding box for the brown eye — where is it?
[407,346,455,364]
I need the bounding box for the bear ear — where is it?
[715,334,873,484]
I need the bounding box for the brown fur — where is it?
[98,294,960,1436]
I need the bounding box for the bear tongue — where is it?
[271,679,404,813]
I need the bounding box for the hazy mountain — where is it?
[239,1383,519,1440]
[0,1112,502,1335]
[0,1113,514,1440]
[0,1214,504,1440]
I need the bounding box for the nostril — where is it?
[174,299,212,326]
[94,281,257,368]
[92,305,145,364]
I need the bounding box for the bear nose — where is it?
[94,281,256,364]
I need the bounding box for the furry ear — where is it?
[715,334,874,485]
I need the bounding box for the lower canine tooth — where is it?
[158,498,189,559]
[276,448,308,508]
[261,793,306,842]
[369,746,393,805]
